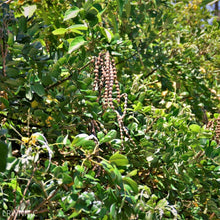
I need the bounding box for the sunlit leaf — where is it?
[52,28,67,35]
[110,203,116,218]
[64,7,80,21]
[116,0,124,17]
[72,134,96,147]
[100,130,117,144]
[62,173,73,184]
[126,169,137,177]
[189,124,201,133]
[156,198,168,209]
[123,177,138,194]
[68,36,86,53]
[68,24,88,31]
[109,153,129,166]
[104,28,113,43]
[32,83,45,97]
[22,5,37,18]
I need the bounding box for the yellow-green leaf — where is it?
[68,37,86,53]
[123,177,138,194]
[109,153,128,166]
[64,7,80,21]
[52,28,67,35]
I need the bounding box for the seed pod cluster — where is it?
[93,51,120,109]
[207,115,220,144]
[215,116,220,144]
[92,51,136,147]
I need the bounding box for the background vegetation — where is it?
[0,0,220,219]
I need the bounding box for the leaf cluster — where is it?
[0,0,219,219]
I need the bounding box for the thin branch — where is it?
[45,59,94,91]
[0,113,50,128]
[9,164,38,220]
[146,80,159,86]
[115,51,138,65]
[145,117,160,134]
[45,72,74,91]
[33,186,61,212]
[145,67,158,78]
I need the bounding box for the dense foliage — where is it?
[0,0,220,219]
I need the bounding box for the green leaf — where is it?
[62,173,73,184]
[100,130,117,144]
[68,37,86,53]
[87,6,99,16]
[100,27,113,43]
[0,97,9,108]
[84,174,99,181]
[74,176,83,188]
[214,113,220,119]
[181,151,194,161]
[52,28,67,35]
[104,28,113,43]
[84,0,93,11]
[0,141,8,172]
[6,67,19,78]
[126,169,137,177]
[64,7,80,21]
[68,24,88,31]
[53,166,63,177]
[22,5,37,18]
[42,74,53,86]
[156,198,168,209]
[34,109,47,118]
[189,124,201,133]
[116,0,124,17]
[4,78,24,87]
[72,134,95,148]
[123,177,138,194]
[26,87,33,100]
[125,0,131,18]
[97,131,105,140]
[75,165,85,173]
[68,210,82,219]
[110,203,116,218]
[109,12,118,33]
[214,166,220,172]
[109,153,129,166]
[32,83,46,97]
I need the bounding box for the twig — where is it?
[115,52,138,65]
[145,117,160,134]
[0,113,50,128]
[145,68,158,78]
[146,80,159,86]
[37,180,54,210]
[33,186,61,212]
[45,73,73,91]
[9,164,38,220]
[45,59,94,91]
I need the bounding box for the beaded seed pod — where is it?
[206,115,220,144]
[92,51,136,147]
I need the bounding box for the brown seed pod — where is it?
[92,51,136,147]
[216,116,220,143]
